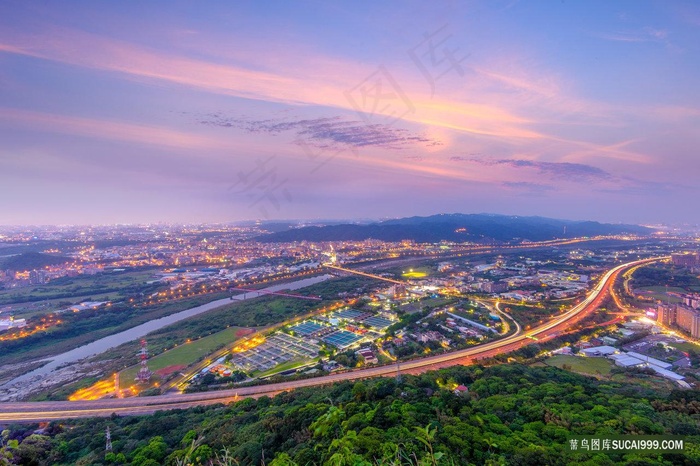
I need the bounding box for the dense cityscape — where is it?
[2,1,700,465]
[0,220,699,464]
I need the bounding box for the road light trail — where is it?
[0,257,664,423]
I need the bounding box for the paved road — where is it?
[0,257,662,423]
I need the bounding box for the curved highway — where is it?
[0,257,663,422]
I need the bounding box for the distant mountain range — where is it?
[256,213,652,243]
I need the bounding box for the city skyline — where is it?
[1,1,699,225]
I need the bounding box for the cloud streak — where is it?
[0,26,568,145]
[590,27,670,44]
[199,115,441,149]
[452,157,613,182]
[501,181,556,194]
[0,107,226,150]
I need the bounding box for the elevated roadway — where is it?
[0,257,663,423]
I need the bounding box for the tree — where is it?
[14,434,53,466]
[131,436,168,466]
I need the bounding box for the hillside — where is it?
[0,364,697,465]
[0,252,73,271]
[257,213,652,243]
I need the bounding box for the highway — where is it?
[0,257,663,423]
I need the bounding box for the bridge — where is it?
[0,257,664,422]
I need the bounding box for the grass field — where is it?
[504,303,561,329]
[634,286,683,304]
[609,372,676,392]
[544,354,613,377]
[119,326,251,384]
[0,269,160,310]
[5,292,127,320]
[638,285,686,293]
[256,358,318,378]
[670,340,700,353]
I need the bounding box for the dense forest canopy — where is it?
[1,364,699,465]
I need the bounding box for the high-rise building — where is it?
[657,304,676,327]
[671,252,700,267]
[29,269,47,285]
[659,304,700,338]
[483,281,508,293]
[676,306,700,339]
[682,294,700,309]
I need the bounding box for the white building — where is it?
[581,345,618,357]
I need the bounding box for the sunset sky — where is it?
[1,1,699,225]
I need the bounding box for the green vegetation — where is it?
[1,271,357,367]
[119,326,249,384]
[30,376,102,402]
[256,358,317,378]
[2,364,698,465]
[0,290,231,366]
[0,252,72,272]
[94,295,320,374]
[608,372,677,393]
[671,340,700,354]
[0,269,162,307]
[544,354,613,377]
[631,264,700,292]
[399,297,455,315]
[502,303,562,329]
[87,275,378,375]
[634,287,684,304]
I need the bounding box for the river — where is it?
[2,274,332,386]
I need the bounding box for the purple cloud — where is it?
[453,157,613,182]
[502,181,556,193]
[199,115,441,150]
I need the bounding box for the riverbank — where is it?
[0,275,332,400]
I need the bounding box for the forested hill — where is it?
[256,214,652,243]
[1,364,698,465]
[0,252,72,271]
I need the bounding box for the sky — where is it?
[1,0,699,226]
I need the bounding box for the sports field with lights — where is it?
[402,270,428,278]
[118,326,251,384]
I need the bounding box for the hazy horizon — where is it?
[2,1,699,225]
[0,212,681,230]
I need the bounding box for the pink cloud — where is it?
[0,107,229,149]
[0,24,678,172]
[0,26,554,144]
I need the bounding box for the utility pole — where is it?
[105,426,112,453]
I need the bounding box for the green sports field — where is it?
[119,326,250,384]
